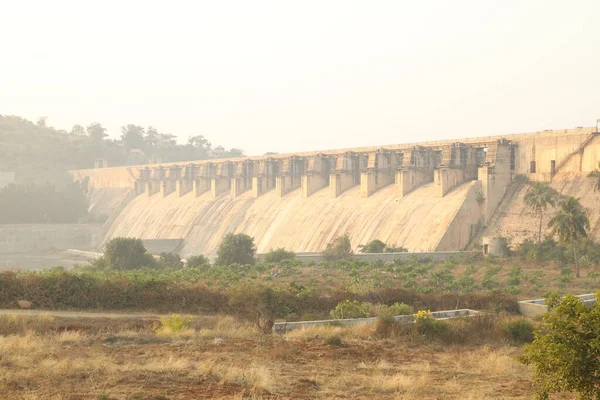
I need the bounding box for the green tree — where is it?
[86,122,107,141]
[103,237,156,270]
[358,239,386,253]
[158,252,184,269]
[323,233,354,261]
[263,248,296,263]
[519,293,600,400]
[588,162,600,192]
[186,254,210,268]
[121,124,146,150]
[548,197,590,277]
[215,233,257,266]
[524,182,557,243]
[70,124,86,136]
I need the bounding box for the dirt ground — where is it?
[0,314,577,400]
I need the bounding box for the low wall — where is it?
[518,293,597,318]
[258,251,479,264]
[0,224,104,254]
[273,309,479,332]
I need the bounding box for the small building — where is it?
[482,237,509,257]
[211,145,225,159]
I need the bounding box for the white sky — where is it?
[0,0,599,155]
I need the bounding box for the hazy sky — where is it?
[1,1,599,155]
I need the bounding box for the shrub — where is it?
[519,293,600,399]
[374,316,398,338]
[215,233,257,266]
[103,237,156,270]
[323,234,354,261]
[326,335,343,346]
[158,252,184,269]
[186,255,210,268]
[502,318,534,343]
[387,302,414,316]
[359,239,386,253]
[330,300,369,319]
[264,248,296,263]
[154,314,192,333]
[414,310,448,340]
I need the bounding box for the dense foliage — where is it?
[323,234,354,261]
[263,248,296,263]
[359,239,408,253]
[215,233,257,266]
[0,266,519,317]
[523,182,557,243]
[519,293,600,400]
[0,115,245,183]
[101,238,156,270]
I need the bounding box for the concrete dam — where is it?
[72,126,600,258]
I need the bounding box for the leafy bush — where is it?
[330,300,369,319]
[359,239,408,253]
[186,255,210,268]
[103,237,156,270]
[158,252,184,269]
[323,234,354,261]
[387,302,414,316]
[215,233,257,266]
[414,310,448,340]
[264,248,296,263]
[502,318,534,343]
[154,314,192,333]
[519,293,600,399]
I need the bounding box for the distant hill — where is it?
[0,115,245,187]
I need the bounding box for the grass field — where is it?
[0,313,579,400]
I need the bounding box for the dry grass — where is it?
[0,314,571,400]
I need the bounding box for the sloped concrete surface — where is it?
[106,181,474,257]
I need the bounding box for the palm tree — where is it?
[548,197,590,277]
[588,162,600,192]
[524,182,557,243]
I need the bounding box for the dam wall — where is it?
[69,126,599,255]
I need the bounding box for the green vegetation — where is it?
[330,300,370,319]
[548,197,590,277]
[100,237,156,270]
[358,239,408,253]
[519,293,600,400]
[154,313,193,333]
[186,255,210,268]
[323,234,353,261]
[215,233,257,266]
[263,248,296,263]
[524,182,557,243]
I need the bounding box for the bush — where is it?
[323,234,354,261]
[326,335,343,346]
[185,254,210,268]
[158,252,184,269]
[519,293,600,399]
[264,248,296,263]
[103,237,156,270]
[502,318,534,343]
[414,310,448,340]
[215,233,257,266]
[154,314,192,333]
[388,302,414,316]
[374,316,398,338]
[330,300,369,319]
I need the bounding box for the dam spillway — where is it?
[72,126,600,257]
